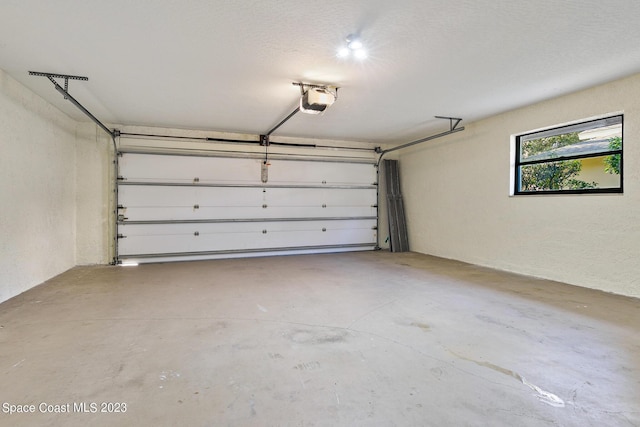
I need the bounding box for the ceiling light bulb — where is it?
[347,39,363,50]
[338,33,368,61]
[354,49,367,59]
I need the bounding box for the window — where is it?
[514,115,623,195]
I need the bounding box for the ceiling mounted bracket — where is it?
[292,82,339,99]
[259,134,270,146]
[377,116,466,165]
[29,71,88,101]
[435,116,463,132]
[29,70,115,139]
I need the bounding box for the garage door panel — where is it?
[119,153,376,186]
[119,185,201,205]
[119,153,261,184]
[119,185,376,221]
[267,160,376,185]
[265,187,377,209]
[119,185,377,206]
[118,220,377,256]
[122,206,376,221]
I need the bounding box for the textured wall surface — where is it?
[400,73,640,298]
[75,122,113,265]
[0,70,77,302]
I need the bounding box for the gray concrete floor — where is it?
[0,251,638,427]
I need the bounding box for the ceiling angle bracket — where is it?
[435,116,463,132]
[378,116,466,163]
[28,71,115,139]
[29,71,88,100]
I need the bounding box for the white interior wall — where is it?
[400,73,640,298]
[0,69,78,302]
[75,122,113,265]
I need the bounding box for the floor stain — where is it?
[411,322,431,331]
[294,361,321,371]
[159,370,181,382]
[448,349,565,408]
[430,367,445,380]
[288,328,348,345]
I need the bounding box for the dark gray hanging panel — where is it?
[384,159,409,252]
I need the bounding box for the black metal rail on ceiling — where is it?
[118,131,377,152]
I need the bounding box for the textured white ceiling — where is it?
[2,0,640,144]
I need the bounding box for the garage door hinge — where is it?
[118,214,128,221]
[117,176,126,181]
[117,234,126,239]
[117,204,125,209]
[372,204,378,208]
[372,226,378,230]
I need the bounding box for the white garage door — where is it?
[116,151,378,263]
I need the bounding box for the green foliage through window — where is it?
[514,116,623,194]
[520,132,596,191]
[604,136,621,175]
